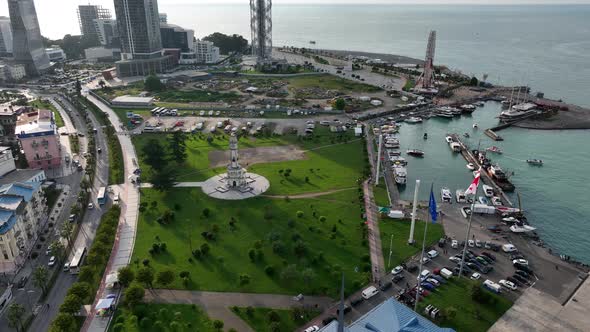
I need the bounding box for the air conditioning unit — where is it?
[424,304,434,315]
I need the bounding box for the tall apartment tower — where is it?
[113,0,174,77]
[250,0,272,61]
[7,0,50,76]
[114,0,163,60]
[0,16,13,56]
[77,5,111,41]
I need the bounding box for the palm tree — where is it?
[7,303,26,332]
[32,265,50,294]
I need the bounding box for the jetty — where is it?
[451,134,514,207]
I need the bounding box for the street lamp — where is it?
[387,234,394,268]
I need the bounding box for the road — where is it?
[22,94,111,332]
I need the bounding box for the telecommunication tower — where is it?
[250,0,272,61]
[416,30,436,89]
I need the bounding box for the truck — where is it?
[472,203,496,214]
[483,279,502,293]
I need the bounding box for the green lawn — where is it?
[133,128,365,195]
[285,74,381,93]
[379,219,445,270]
[417,279,513,332]
[132,187,370,297]
[109,303,217,332]
[232,307,321,332]
[374,183,390,207]
[30,99,65,128]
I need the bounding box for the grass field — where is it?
[132,187,370,297]
[373,183,390,207]
[30,99,65,128]
[417,279,513,332]
[232,307,320,332]
[379,219,445,270]
[285,74,382,93]
[133,127,366,195]
[109,303,217,332]
[157,90,241,103]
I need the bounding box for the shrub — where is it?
[296,211,304,218]
[239,274,250,285]
[264,265,275,276]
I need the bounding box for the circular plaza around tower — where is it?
[201,133,270,200]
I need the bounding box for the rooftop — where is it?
[111,95,154,105]
[0,169,44,186]
[320,298,454,332]
[0,181,42,202]
[0,208,16,235]
[15,109,56,136]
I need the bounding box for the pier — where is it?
[451,134,514,207]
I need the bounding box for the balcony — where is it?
[33,154,52,161]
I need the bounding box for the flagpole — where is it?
[414,185,433,312]
[459,175,480,278]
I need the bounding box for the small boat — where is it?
[441,187,452,203]
[450,142,462,152]
[423,133,428,139]
[486,146,503,154]
[475,101,485,107]
[466,163,475,170]
[405,117,423,124]
[393,165,407,185]
[455,190,466,203]
[461,206,471,218]
[445,135,453,143]
[309,40,316,44]
[463,133,470,138]
[491,196,503,206]
[406,149,425,157]
[510,225,537,233]
[482,184,494,197]
[473,123,478,129]
[478,196,490,205]
[526,159,543,166]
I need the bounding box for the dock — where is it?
[451,134,514,207]
[484,128,504,141]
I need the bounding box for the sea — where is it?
[42,4,590,262]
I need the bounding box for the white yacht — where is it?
[455,190,467,203]
[445,135,453,143]
[393,166,407,185]
[482,184,494,197]
[441,187,452,203]
[466,163,475,170]
[450,142,462,152]
[405,117,423,124]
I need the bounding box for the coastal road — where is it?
[25,95,111,332]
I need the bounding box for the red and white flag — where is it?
[465,169,481,195]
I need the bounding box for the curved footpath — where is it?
[82,94,140,332]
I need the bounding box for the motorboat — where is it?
[502,216,519,224]
[478,196,490,205]
[463,133,470,138]
[482,184,494,197]
[456,190,467,203]
[390,157,407,166]
[441,187,452,203]
[466,163,476,170]
[460,104,476,113]
[406,149,425,157]
[473,123,478,129]
[436,112,454,119]
[489,164,508,181]
[475,101,485,107]
[405,117,423,124]
[461,206,472,218]
[510,225,537,233]
[450,142,462,152]
[496,206,521,214]
[423,133,428,139]
[393,165,407,185]
[486,146,503,154]
[491,197,502,206]
[309,40,316,44]
[445,135,453,143]
[526,159,543,166]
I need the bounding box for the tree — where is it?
[144,74,165,92]
[239,274,250,285]
[137,267,155,289]
[124,284,145,308]
[32,265,49,294]
[49,313,77,332]
[6,303,25,332]
[443,306,458,320]
[118,266,135,288]
[60,222,74,247]
[334,98,346,110]
[68,282,91,301]
[200,243,210,255]
[213,319,224,331]
[150,165,177,192]
[301,268,316,287]
[267,310,281,322]
[49,240,65,260]
[75,79,82,96]
[60,294,83,314]
[156,269,175,287]
[168,131,187,164]
[142,139,167,171]
[280,264,299,281]
[203,32,248,54]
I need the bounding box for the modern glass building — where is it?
[8,0,50,76]
[77,5,111,42]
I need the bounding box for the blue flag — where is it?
[429,186,438,224]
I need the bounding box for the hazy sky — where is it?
[1,0,589,39]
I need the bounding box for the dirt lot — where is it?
[208,145,307,168]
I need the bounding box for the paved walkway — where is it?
[83,94,141,332]
[140,181,205,188]
[145,289,334,332]
[262,187,357,199]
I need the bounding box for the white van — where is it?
[502,244,517,253]
[113,193,120,205]
[361,286,379,300]
[440,268,453,279]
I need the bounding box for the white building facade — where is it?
[179,40,220,64]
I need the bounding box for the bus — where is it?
[69,247,87,274]
[97,187,107,205]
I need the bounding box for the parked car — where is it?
[513,259,529,267]
[481,252,496,260]
[392,274,405,283]
[499,279,517,291]
[350,298,363,307]
[421,256,431,264]
[304,326,319,332]
[438,238,446,248]
[476,257,489,266]
[470,272,481,280]
[427,250,439,259]
[406,264,418,273]
[516,264,533,274]
[421,282,436,291]
[468,240,475,247]
[451,240,458,249]
[391,266,404,275]
[512,274,528,284]
[449,256,462,264]
[426,278,440,286]
[63,262,70,272]
[479,255,494,264]
[380,281,393,291]
[515,270,530,278]
[506,276,522,286]
[88,203,94,209]
[45,247,52,256]
[475,239,482,247]
[336,304,351,315]
[48,256,56,267]
[17,276,28,289]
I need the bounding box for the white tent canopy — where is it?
[95,298,114,310]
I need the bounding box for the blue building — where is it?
[320,298,455,332]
